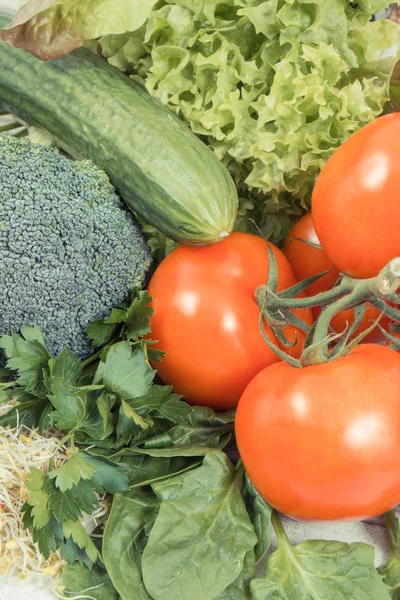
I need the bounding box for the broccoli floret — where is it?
[0,135,152,357]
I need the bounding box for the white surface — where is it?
[0,0,18,10]
[0,576,56,600]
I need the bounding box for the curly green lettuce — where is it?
[99,0,398,243]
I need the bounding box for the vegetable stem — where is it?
[385,509,399,556]
[271,510,291,547]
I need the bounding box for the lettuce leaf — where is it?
[98,0,398,243]
[1,0,158,59]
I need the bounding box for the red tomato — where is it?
[283,212,390,340]
[312,113,400,279]
[235,344,400,521]
[283,212,340,298]
[147,233,312,410]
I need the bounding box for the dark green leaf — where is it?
[80,453,130,494]
[49,348,91,431]
[116,403,140,446]
[21,503,34,529]
[120,454,200,488]
[61,537,94,569]
[119,445,216,458]
[97,392,117,438]
[38,402,55,433]
[47,479,98,522]
[103,488,159,600]
[0,395,48,429]
[140,405,235,451]
[245,476,272,564]
[50,378,91,431]
[146,344,165,363]
[32,517,63,560]
[129,385,191,423]
[121,398,152,430]
[102,343,155,400]
[143,422,232,451]
[86,320,119,348]
[0,325,51,396]
[378,511,400,599]
[62,520,100,564]
[60,563,119,600]
[50,347,82,384]
[142,452,257,600]
[123,290,154,339]
[251,539,391,599]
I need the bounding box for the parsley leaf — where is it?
[62,520,100,564]
[25,467,51,529]
[0,325,52,395]
[47,478,98,522]
[48,452,96,492]
[102,343,155,400]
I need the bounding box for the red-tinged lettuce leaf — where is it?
[1,0,158,60]
[390,59,400,111]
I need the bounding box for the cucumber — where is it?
[0,13,238,245]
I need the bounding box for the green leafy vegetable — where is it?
[103,488,159,600]
[245,476,272,564]
[87,289,154,347]
[379,510,400,599]
[0,325,51,395]
[80,453,130,494]
[142,451,257,600]
[62,520,100,565]
[216,549,255,600]
[47,479,98,522]
[120,453,201,488]
[48,452,95,492]
[102,343,155,400]
[60,563,119,600]
[251,511,391,600]
[1,0,159,60]
[25,467,52,529]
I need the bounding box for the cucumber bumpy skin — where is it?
[0,13,238,246]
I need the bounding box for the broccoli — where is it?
[0,135,152,358]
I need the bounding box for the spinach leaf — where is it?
[215,549,256,599]
[142,451,257,600]
[60,563,119,600]
[251,511,391,600]
[142,406,235,450]
[379,510,400,599]
[245,475,272,564]
[103,488,159,600]
[117,453,200,488]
